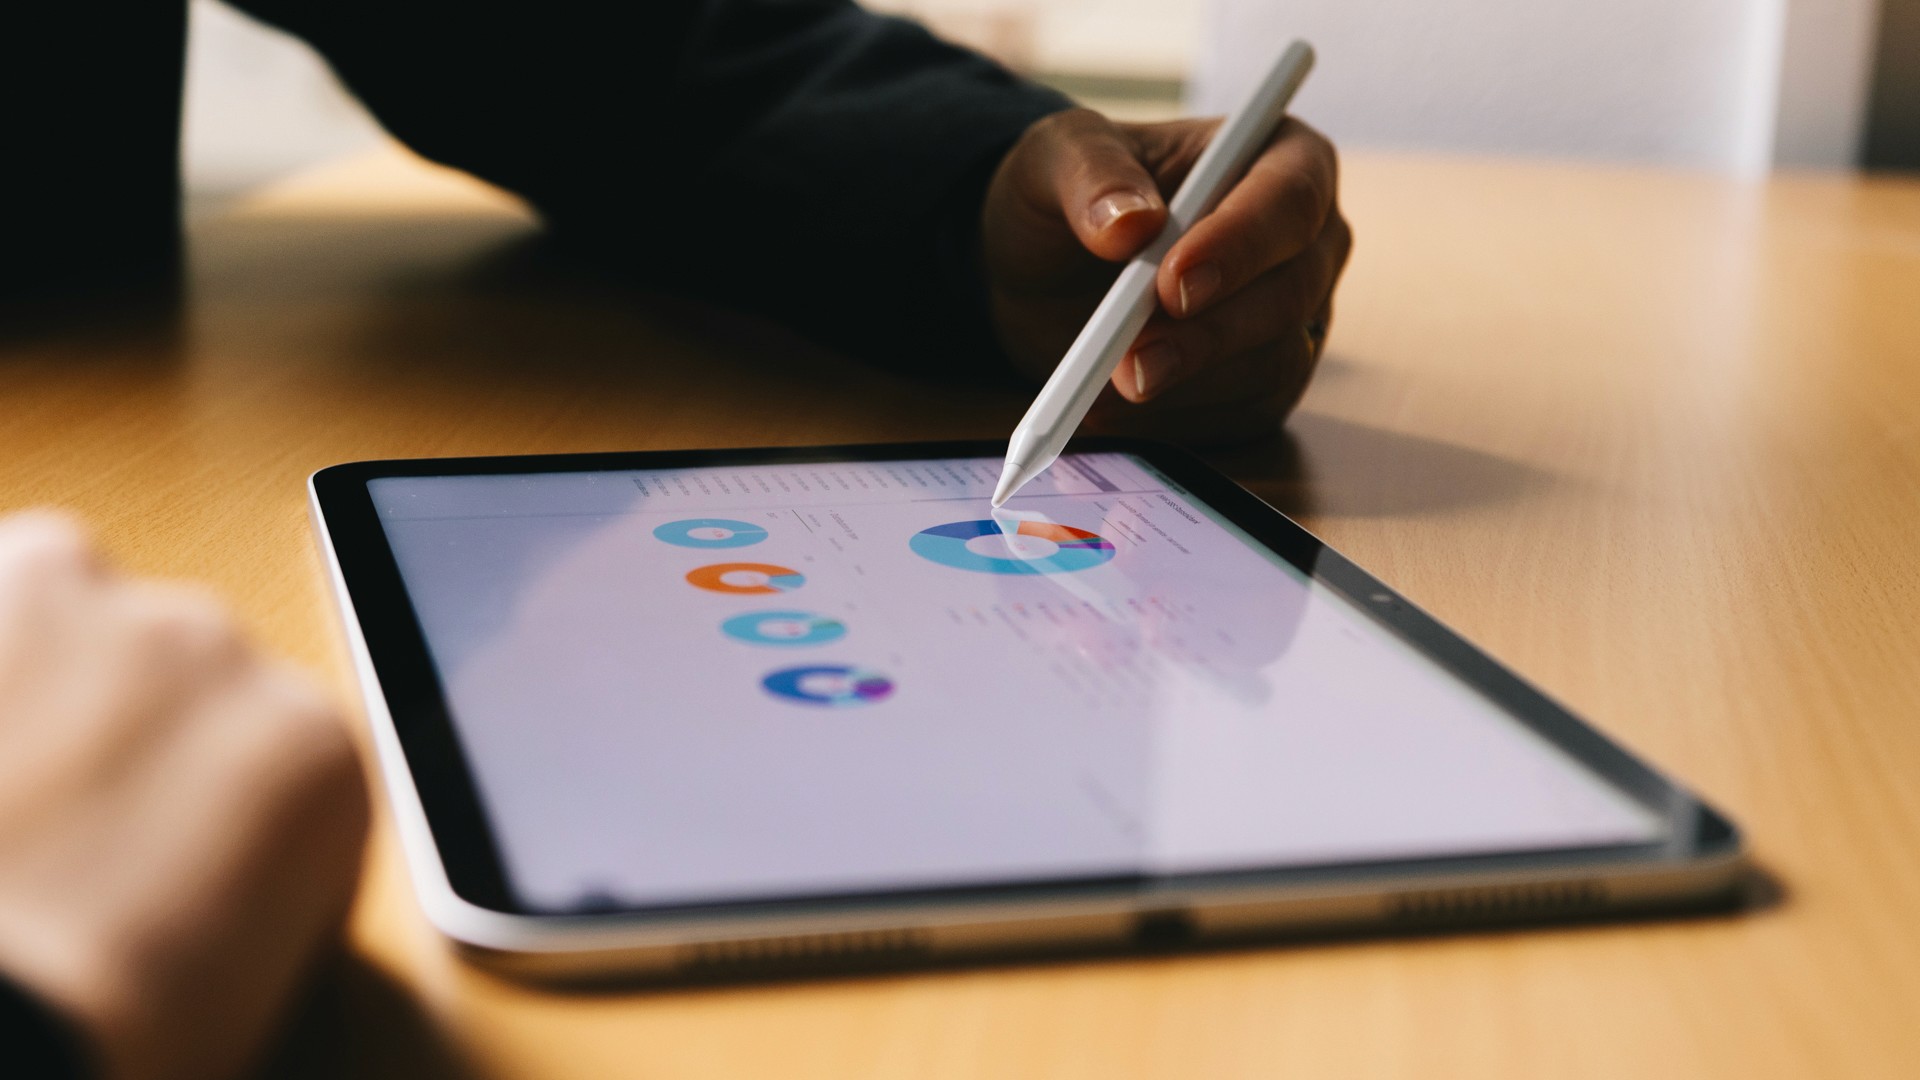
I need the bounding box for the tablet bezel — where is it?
[311,438,1739,921]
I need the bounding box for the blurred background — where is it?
[185,0,1919,210]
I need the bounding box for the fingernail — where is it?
[1090,191,1155,234]
[1132,340,1181,399]
[1177,262,1222,316]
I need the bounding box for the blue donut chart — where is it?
[722,611,847,647]
[909,519,1117,575]
[762,665,895,707]
[652,518,769,549]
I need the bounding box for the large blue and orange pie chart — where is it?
[909,519,1116,575]
[685,563,806,594]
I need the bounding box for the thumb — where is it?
[1019,109,1167,262]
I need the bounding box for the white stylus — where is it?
[990,40,1315,507]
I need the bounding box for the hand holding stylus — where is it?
[980,41,1349,498]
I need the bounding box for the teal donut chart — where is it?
[722,611,847,647]
[652,518,769,549]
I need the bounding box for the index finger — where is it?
[1157,119,1338,318]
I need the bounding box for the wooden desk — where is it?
[4,148,1918,1078]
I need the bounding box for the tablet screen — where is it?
[368,452,1662,912]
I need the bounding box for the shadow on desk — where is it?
[265,950,491,1080]
[0,281,186,360]
[248,854,1778,1078]
[182,215,1028,453]
[1208,406,1560,523]
[0,211,1561,535]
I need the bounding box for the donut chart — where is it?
[761,665,895,707]
[909,519,1116,575]
[653,518,769,549]
[722,610,847,647]
[685,562,806,594]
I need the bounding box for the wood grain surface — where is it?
[3,146,1917,1078]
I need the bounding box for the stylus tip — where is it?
[991,462,1026,508]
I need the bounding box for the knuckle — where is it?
[1028,107,1100,153]
[1052,106,1108,138]
[1281,117,1340,181]
[1333,209,1355,262]
[1019,110,1060,151]
[1046,109,1139,172]
[0,508,88,546]
[131,585,246,666]
[224,682,368,857]
[236,664,353,760]
[1303,122,1339,170]
[0,512,97,580]
[269,669,351,750]
[290,692,353,758]
[1275,167,1330,229]
[262,674,367,809]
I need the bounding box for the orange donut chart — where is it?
[684,562,807,595]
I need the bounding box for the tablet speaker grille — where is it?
[1386,880,1610,926]
[675,928,933,976]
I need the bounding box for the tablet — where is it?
[310,439,1743,980]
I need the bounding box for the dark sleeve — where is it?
[0,975,90,1080]
[1,0,185,303]
[233,0,1072,375]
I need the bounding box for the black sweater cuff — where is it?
[0,975,90,1080]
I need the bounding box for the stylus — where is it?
[990,40,1315,508]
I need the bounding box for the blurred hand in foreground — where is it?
[0,512,367,1080]
[983,108,1351,444]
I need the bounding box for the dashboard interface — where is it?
[369,452,1662,912]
